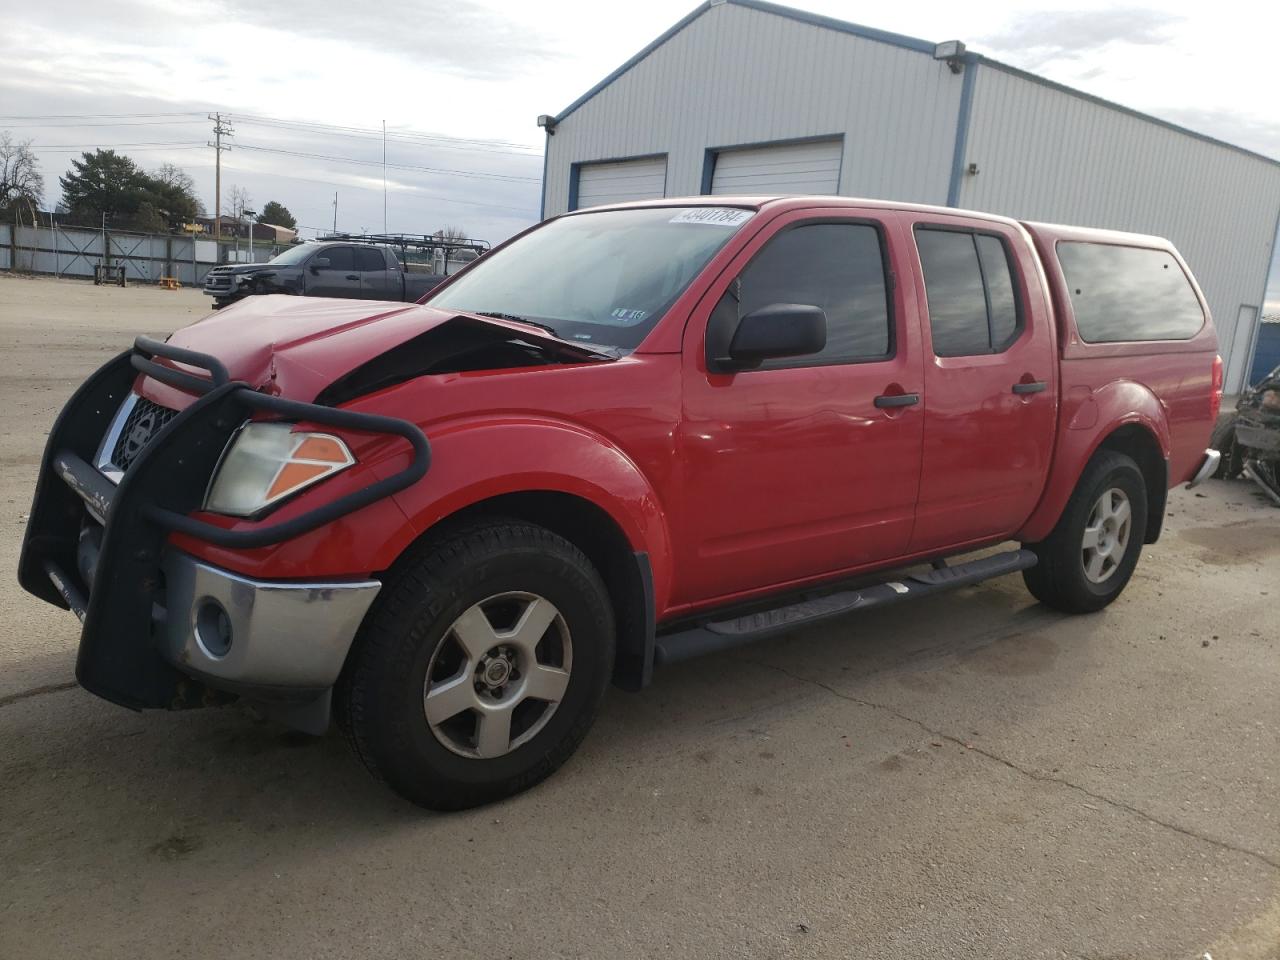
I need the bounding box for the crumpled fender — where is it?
[1017,379,1170,543]
[390,416,675,611]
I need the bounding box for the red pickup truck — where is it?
[20,197,1223,809]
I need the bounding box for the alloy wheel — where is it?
[423,592,572,759]
[1081,487,1132,584]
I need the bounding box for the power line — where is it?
[31,142,207,152]
[234,143,540,183]
[3,111,541,156]
[239,166,535,214]
[6,114,542,159]
[30,140,207,147]
[10,109,542,221]
[0,119,209,128]
[2,110,539,151]
[0,111,206,119]
[226,113,540,152]
[230,111,536,145]
[229,116,541,157]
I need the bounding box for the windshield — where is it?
[269,244,318,266]
[426,206,754,351]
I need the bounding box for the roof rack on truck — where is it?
[317,232,490,262]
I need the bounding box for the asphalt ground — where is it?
[1,273,1277,959]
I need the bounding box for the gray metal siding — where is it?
[543,2,962,217]
[958,64,1280,381]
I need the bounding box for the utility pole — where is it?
[382,119,387,233]
[332,191,338,233]
[208,113,234,247]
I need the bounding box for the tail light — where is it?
[1209,354,1223,423]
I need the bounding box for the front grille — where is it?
[110,397,178,473]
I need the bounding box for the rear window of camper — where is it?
[1057,242,1204,342]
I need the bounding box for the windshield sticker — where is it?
[611,308,650,325]
[669,208,753,227]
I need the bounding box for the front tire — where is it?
[1022,450,1149,614]
[337,519,615,810]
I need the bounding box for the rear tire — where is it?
[1022,450,1148,614]
[337,519,615,810]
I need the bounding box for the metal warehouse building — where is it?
[539,0,1280,393]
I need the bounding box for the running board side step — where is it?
[653,549,1037,666]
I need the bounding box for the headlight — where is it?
[205,422,355,517]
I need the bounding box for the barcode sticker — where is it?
[669,208,753,227]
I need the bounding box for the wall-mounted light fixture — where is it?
[934,40,967,75]
[537,114,558,135]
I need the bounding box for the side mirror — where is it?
[310,257,331,273]
[720,303,826,370]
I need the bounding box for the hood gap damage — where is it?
[315,316,611,406]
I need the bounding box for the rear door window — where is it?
[976,235,1018,348]
[354,248,385,272]
[1056,242,1204,342]
[915,227,1024,357]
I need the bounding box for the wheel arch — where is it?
[1020,384,1171,545]
[1096,423,1168,543]
[387,489,658,692]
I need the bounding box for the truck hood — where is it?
[144,294,610,408]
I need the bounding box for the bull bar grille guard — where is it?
[130,337,431,549]
[18,335,431,711]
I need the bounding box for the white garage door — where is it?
[710,139,843,196]
[574,157,667,209]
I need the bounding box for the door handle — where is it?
[345,274,360,281]
[874,393,920,408]
[1012,381,1047,395]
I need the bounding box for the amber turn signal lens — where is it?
[266,461,334,500]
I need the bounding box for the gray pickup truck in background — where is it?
[203,238,481,309]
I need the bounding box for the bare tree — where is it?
[432,225,468,242]
[148,161,205,225]
[225,184,253,222]
[0,132,45,213]
[152,162,205,216]
[153,162,194,194]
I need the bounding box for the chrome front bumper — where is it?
[1185,448,1221,489]
[160,550,381,697]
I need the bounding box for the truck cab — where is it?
[21,197,1222,810]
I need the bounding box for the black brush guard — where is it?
[18,336,430,711]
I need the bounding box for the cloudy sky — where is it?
[1,0,1278,304]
